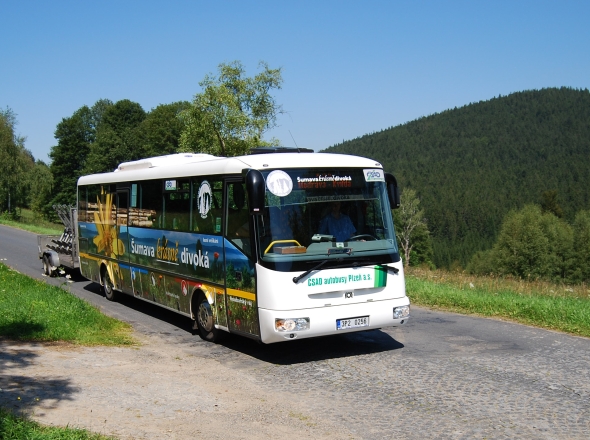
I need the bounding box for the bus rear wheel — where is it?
[195,295,219,342]
[102,266,118,301]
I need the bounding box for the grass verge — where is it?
[0,262,135,345]
[406,267,590,337]
[0,407,115,440]
[0,209,63,235]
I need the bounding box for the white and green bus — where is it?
[77,148,410,343]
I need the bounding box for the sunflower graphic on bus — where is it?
[91,191,125,290]
[92,192,125,258]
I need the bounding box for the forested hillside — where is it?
[324,87,590,268]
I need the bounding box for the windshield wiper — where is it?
[318,261,400,274]
[292,259,336,284]
[376,264,399,274]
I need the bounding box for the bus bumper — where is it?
[258,296,410,344]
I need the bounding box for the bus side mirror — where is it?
[245,169,265,215]
[385,173,400,209]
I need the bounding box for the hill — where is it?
[323,87,590,268]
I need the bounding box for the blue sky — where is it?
[2,0,589,162]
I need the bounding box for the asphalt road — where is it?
[1,224,589,439]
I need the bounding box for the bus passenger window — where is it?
[164,192,189,231]
[130,180,161,228]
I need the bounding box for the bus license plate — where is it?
[337,316,369,330]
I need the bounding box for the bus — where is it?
[76,148,410,343]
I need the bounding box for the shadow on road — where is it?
[0,341,77,415]
[219,329,404,365]
[78,278,405,365]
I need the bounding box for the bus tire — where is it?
[195,294,219,342]
[102,266,118,301]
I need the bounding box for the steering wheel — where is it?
[347,234,377,241]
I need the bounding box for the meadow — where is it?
[406,266,590,337]
[0,209,63,235]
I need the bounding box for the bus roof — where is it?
[77,152,384,186]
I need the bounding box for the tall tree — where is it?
[85,99,146,174]
[28,160,53,215]
[50,106,94,206]
[0,108,33,214]
[141,101,191,156]
[48,99,113,208]
[179,61,283,156]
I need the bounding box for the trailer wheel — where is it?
[102,266,118,301]
[42,255,54,277]
[195,294,219,342]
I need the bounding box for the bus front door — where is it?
[224,181,260,338]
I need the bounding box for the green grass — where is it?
[0,263,135,345]
[406,267,590,337]
[0,209,63,235]
[0,407,115,440]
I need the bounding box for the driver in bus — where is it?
[318,201,356,242]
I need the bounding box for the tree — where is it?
[540,190,564,218]
[141,101,191,156]
[50,106,94,206]
[572,210,590,282]
[48,99,113,209]
[408,222,435,269]
[28,160,53,215]
[392,188,432,268]
[480,204,574,281]
[492,205,550,279]
[179,61,283,156]
[84,100,146,174]
[0,108,33,215]
[538,209,574,280]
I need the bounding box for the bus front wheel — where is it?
[195,295,219,342]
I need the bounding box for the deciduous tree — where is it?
[48,99,113,209]
[0,108,33,215]
[179,61,283,156]
[28,160,53,215]
[50,106,94,206]
[141,101,191,156]
[85,100,146,173]
[572,210,590,282]
[392,188,432,267]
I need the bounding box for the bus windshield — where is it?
[256,167,400,270]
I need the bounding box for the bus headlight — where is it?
[275,318,310,332]
[393,306,410,319]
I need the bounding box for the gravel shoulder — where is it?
[0,334,355,439]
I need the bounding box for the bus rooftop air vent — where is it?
[249,147,314,155]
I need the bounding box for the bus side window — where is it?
[164,192,190,231]
[132,180,161,229]
[227,182,251,255]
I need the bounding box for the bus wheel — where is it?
[42,255,54,277]
[196,295,219,342]
[102,266,118,301]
